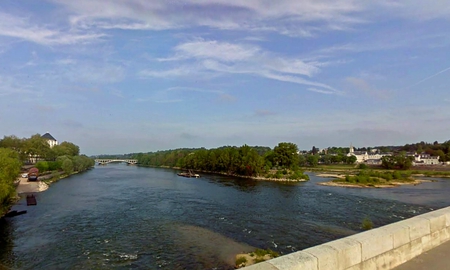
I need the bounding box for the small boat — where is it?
[27,194,37,206]
[177,170,200,178]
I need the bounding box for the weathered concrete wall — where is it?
[242,206,450,270]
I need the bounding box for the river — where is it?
[1,164,449,269]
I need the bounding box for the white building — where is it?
[42,132,58,148]
[347,144,390,163]
[413,153,440,165]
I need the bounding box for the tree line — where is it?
[0,134,81,162]
[134,143,319,180]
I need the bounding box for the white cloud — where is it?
[51,0,450,39]
[166,40,260,62]
[142,39,336,94]
[51,0,367,36]
[0,11,104,45]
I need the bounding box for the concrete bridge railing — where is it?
[243,206,450,270]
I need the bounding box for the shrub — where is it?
[35,161,49,172]
[358,163,368,169]
[235,256,247,266]
[362,217,373,230]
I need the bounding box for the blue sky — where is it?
[1,0,449,155]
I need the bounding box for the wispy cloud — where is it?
[56,0,366,36]
[141,39,337,94]
[0,11,104,45]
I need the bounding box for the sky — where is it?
[1,0,449,155]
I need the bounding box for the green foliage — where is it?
[0,148,21,214]
[52,142,80,157]
[0,134,86,164]
[362,217,373,230]
[47,161,62,171]
[35,161,49,172]
[339,170,412,185]
[235,256,247,266]
[381,153,414,170]
[61,158,74,175]
[358,163,368,169]
[306,155,319,167]
[273,142,299,169]
[135,143,309,180]
[253,248,279,258]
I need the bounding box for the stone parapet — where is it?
[242,206,450,270]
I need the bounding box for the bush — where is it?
[235,256,247,266]
[358,163,368,169]
[35,161,49,172]
[362,217,373,230]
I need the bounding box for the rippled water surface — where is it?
[1,165,450,269]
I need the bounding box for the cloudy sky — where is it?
[1,1,449,155]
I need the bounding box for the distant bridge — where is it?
[95,159,138,165]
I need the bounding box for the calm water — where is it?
[1,164,450,269]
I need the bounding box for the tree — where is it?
[298,155,307,167]
[53,142,80,157]
[61,158,74,175]
[273,142,299,169]
[23,134,52,160]
[395,153,413,170]
[381,153,413,170]
[0,148,21,214]
[346,155,357,164]
[381,156,396,169]
[306,155,319,167]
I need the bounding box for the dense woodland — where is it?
[132,143,310,180]
[0,134,94,215]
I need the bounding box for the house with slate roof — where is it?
[41,132,58,148]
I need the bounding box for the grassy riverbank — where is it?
[308,164,448,188]
[303,164,450,177]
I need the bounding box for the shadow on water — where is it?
[0,218,15,267]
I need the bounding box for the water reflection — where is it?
[0,218,14,267]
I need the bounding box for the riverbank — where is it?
[1,168,94,219]
[16,176,49,194]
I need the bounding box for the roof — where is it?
[41,132,57,141]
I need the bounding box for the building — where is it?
[347,144,390,163]
[41,132,58,148]
[413,153,440,165]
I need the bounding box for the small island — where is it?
[134,143,311,182]
[317,170,433,188]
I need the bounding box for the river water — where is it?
[1,164,450,269]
